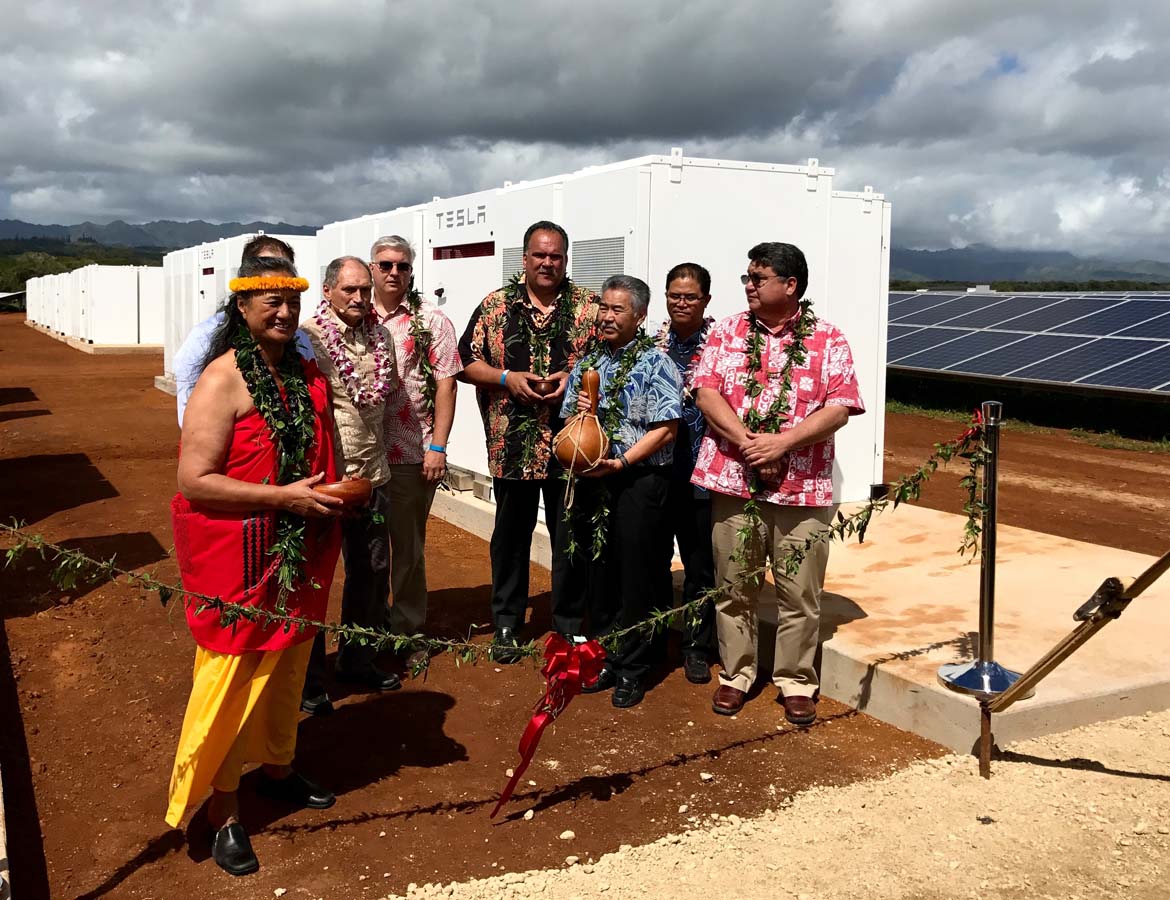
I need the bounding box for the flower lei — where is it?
[731,300,817,582]
[405,289,437,416]
[233,322,319,611]
[314,298,394,408]
[654,316,714,401]
[504,272,589,476]
[563,328,660,560]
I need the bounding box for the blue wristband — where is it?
[499,369,510,386]
[428,444,446,453]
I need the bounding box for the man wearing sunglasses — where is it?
[370,235,463,665]
[691,243,864,725]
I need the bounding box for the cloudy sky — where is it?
[3,0,1169,257]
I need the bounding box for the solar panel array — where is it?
[887,291,1170,395]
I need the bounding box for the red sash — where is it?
[172,359,341,654]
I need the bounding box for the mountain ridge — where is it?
[0,218,317,248]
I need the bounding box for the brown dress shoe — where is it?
[711,684,746,716]
[782,694,817,725]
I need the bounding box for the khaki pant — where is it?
[386,463,438,634]
[710,494,835,697]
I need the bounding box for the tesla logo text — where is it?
[435,205,487,229]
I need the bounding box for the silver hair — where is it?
[323,255,369,289]
[601,274,650,315]
[370,234,416,264]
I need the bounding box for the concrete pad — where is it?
[64,337,162,355]
[429,493,1170,753]
[820,504,1170,751]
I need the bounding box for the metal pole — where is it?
[978,401,1000,663]
[938,401,1030,700]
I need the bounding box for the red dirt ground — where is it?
[1,312,1167,900]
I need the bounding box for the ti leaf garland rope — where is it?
[1,414,986,673]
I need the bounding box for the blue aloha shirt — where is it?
[661,325,709,468]
[561,334,683,466]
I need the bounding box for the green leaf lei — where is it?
[562,328,660,560]
[731,300,817,583]
[233,322,318,612]
[503,272,586,475]
[406,289,437,416]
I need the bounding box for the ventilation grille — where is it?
[501,246,523,284]
[569,237,625,292]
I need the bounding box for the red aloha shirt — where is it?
[690,310,864,507]
[379,299,463,465]
[458,278,598,480]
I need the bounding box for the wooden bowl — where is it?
[530,378,559,397]
[313,477,372,508]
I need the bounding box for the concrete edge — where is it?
[820,642,1170,753]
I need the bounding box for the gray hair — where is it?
[602,274,650,315]
[370,234,416,264]
[323,255,369,288]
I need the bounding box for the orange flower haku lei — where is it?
[229,276,310,293]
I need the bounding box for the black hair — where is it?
[242,234,295,263]
[523,220,569,254]
[199,255,300,376]
[747,242,808,299]
[665,262,711,296]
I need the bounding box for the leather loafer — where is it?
[300,692,334,716]
[212,822,259,876]
[711,684,746,716]
[612,676,645,709]
[258,771,336,810]
[336,665,401,692]
[782,694,817,726]
[683,654,711,685]
[490,626,524,665]
[581,665,617,694]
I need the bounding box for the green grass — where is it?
[885,400,1170,453]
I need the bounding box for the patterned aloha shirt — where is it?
[458,277,598,480]
[561,336,683,467]
[379,298,463,465]
[658,320,711,475]
[690,310,864,507]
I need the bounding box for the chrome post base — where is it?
[937,660,1034,699]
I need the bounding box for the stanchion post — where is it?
[938,401,1031,702]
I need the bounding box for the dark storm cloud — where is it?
[2,0,1170,256]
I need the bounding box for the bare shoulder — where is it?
[190,352,248,410]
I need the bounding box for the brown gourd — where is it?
[553,369,610,473]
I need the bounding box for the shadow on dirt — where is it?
[1,454,118,525]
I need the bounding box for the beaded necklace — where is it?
[313,298,394,408]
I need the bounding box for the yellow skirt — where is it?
[165,638,312,827]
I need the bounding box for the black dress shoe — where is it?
[612,676,645,709]
[490,626,524,665]
[581,665,616,694]
[258,771,336,810]
[335,665,401,692]
[300,692,334,716]
[683,654,712,685]
[211,822,259,876]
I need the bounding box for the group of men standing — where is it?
[174,221,863,724]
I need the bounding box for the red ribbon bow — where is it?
[959,407,984,443]
[490,633,607,818]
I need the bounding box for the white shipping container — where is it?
[161,233,318,380]
[317,152,891,503]
[138,267,165,344]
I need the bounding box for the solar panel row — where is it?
[886,292,1170,394]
